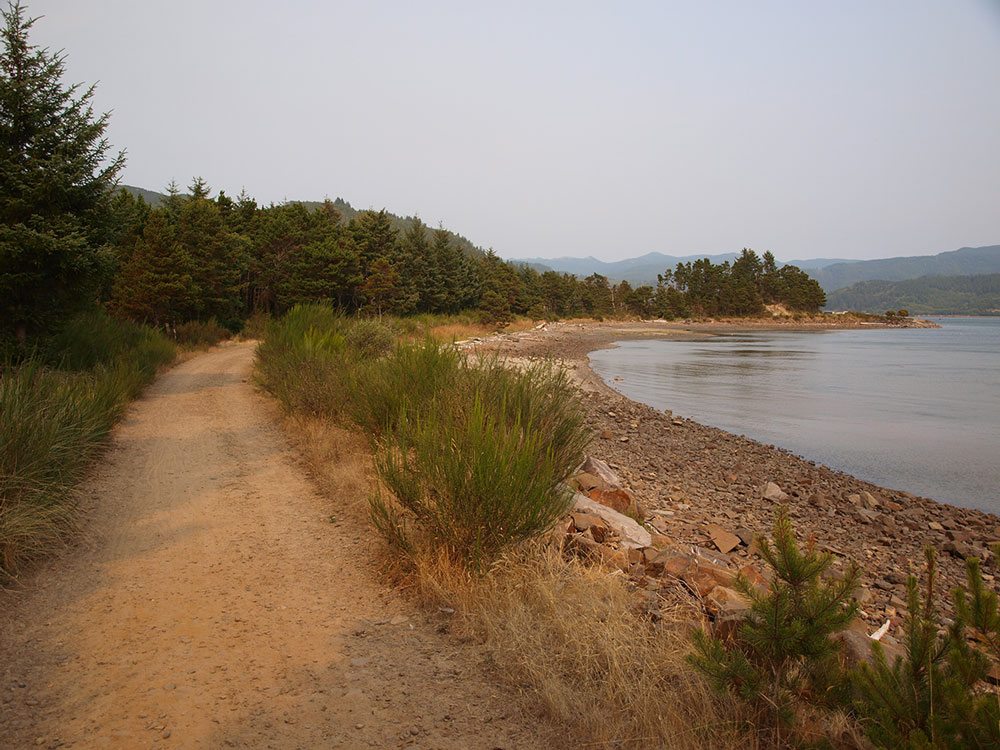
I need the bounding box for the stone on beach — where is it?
[762,481,789,502]
[571,493,651,549]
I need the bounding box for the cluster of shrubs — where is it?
[255,304,589,568]
[694,510,1000,748]
[1,310,176,577]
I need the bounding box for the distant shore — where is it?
[466,317,996,633]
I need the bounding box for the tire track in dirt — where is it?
[1,342,550,749]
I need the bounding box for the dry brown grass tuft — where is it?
[410,545,752,749]
[275,401,750,749]
[427,318,538,343]
[279,414,374,519]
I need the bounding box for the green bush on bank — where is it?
[173,318,230,348]
[256,303,589,567]
[1,310,175,578]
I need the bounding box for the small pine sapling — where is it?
[852,548,1000,748]
[689,508,859,736]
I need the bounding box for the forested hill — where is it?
[120,185,486,260]
[811,245,1000,292]
[825,273,1000,315]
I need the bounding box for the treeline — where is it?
[826,273,1000,315]
[1,0,826,351]
[101,186,830,331]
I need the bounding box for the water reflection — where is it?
[588,319,1000,512]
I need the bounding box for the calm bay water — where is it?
[588,318,1000,513]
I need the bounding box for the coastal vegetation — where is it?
[826,273,1000,315]
[256,304,1000,748]
[1,310,174,577]
[256,305,589,568]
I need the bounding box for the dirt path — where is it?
[1,342,549,750]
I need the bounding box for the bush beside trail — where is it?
[257,304,588,567]
[1,310,175,578]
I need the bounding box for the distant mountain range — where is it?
[826,273,1000,315]
[808,245,1000,292]
[513,245,1000,293]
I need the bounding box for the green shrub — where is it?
[346,340,462,435]
[44,308,152,370]
[344,319,395,360]
[371,358,586,568]
[255,306,589,569]
[173,318,229,348]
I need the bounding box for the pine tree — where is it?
[690,509,859,737]
[852,549,1000,748]
[0,1,124,343]
[110,210,195,326]
[360,257,402,316]
[432,226,459,313]
[173,194,244,326]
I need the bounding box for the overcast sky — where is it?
[25,1,1000,261]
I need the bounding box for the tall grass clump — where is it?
[254,304,350,417]
[43,308,175,375]
[1,311,175,578]
[256,304,589,567]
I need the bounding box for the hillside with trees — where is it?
[826,273,1000,315]
[811,245,1000,292]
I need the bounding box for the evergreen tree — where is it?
[691,509,859,736]
[853,550,1000,748]
[432,226,460,312]
[360,257,402,316]
[110,210,195,326]
[0,1,124,343]
[175,193,243,326]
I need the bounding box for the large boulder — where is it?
[587,487,644,519]
[578,456,622,488]
[571,493,651,549]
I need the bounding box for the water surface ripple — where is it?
[588,318,1000,513]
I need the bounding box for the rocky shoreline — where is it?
[465,319,999,649]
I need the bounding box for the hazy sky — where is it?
[25,1,1000,261]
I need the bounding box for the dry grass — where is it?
[426,317,538,342]
[278,414,374,520]
[410,547,751,750]
[278,412,749,749]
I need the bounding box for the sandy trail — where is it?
[1,342,547,749]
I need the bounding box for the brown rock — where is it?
[571,512,606,533]
[705,585,751,617]
[684,561,737,598]
[738,564,769,594]
[588,524,610,544]
[762,482,789,502]
[587,487,640,518]
[707,525,741,555]
[656,551,698,581]
[571,472,608,493]
[580,456,622,487]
